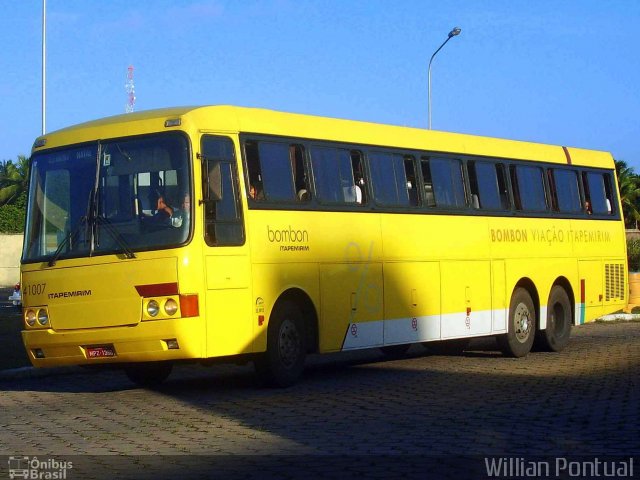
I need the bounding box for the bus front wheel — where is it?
[537,285,572,352]
[255,301,306,387]
[124,361,173,387]
[499,288,536,358]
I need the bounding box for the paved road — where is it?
[0,318,638,479]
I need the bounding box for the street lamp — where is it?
[42,0,46,135]
[428,27,461,130]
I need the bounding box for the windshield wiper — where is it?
[47,216,89,267]
[95,216,136,259]
[46,215,136,266]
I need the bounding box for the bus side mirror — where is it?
[208,162,222,201]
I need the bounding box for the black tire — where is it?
[537,285,572,352]
[498,287,536,358]
[124,361,173,387]
[254,301,306,388]
[424,338,470,355]
[380,344,411,357]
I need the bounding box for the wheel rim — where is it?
[278,318,300,368]
[513,302,532,343]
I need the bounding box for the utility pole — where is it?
[125,65,136,113]
[42,0,46,134]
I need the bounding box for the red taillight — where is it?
[179,294,199,317]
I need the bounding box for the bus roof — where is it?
[33,105,614,169]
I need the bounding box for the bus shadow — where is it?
[158,346,639,457]
[0,339,500,394]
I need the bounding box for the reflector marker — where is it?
[179,294,199,317]
[579,279,586,325]
[135,282,179,297]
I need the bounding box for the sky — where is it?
[1,0,639,171]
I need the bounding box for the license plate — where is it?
[86,345,116,358]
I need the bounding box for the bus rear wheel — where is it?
[538,285,572,352]
[498,288,536,358]
[254,301,306,387]
[124,361,173,387]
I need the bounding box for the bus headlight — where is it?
[25,310,37,327]
[164,299,178,316]
[147,300,160,317]
[37,309,49,326]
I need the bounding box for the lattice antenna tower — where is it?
[125,65,136,113]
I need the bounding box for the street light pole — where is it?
[42,0,46,135]
[428,27,461,130]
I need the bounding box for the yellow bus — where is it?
[21,106,627,386]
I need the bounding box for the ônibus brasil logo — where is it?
[8,456,73,479]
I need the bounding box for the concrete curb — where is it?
[597,313,640,322]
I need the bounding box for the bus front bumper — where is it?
[21,317,203,368]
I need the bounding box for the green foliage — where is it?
[627,237,640,272]
[0,155,28,233]
[615,160,640,229]
[0,191,26,233]
[0,155,29,206]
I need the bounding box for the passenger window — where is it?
[495,164,511,209]
[583,171,615,215]
[310,146,364,205]
[351,151,367,204]
[422,157,466,208]
[201,135,244,246]
[244,141,309,203]
[468,161,506,210]
[420,159,436,207]
[511,165,547,212]
[369,152,411,206]
[404,156,419,206]
[550,169,582,213]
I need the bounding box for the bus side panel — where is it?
[440,261,492,339]
[382,262,441,345]
[578,260,603,323]
[205,289,253,357]
[491,260,507,333]
[322,262,384,351]
[205,253,253,357]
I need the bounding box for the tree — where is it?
[615,159,640,229]
[0,155,29,206]
[0,155,29,233]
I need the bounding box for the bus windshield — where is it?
[23,132,191,263]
